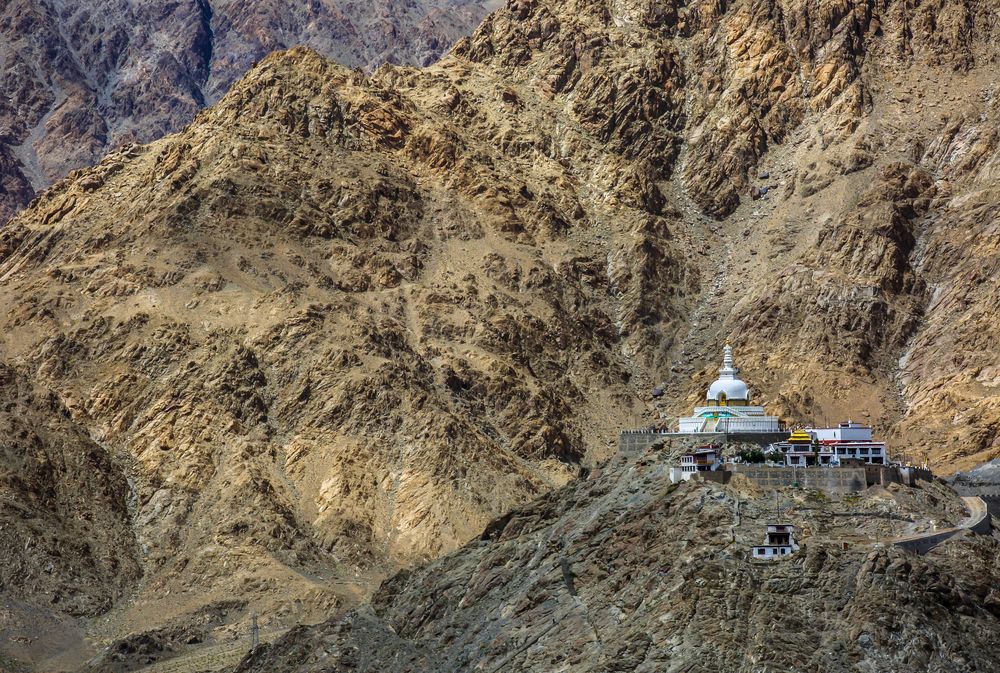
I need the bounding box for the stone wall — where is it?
[728,465,868,493]
[864,465,932,487]
[864,465,902,486]
[898,467,934,485]
[694,471,732,485]
[894,529,966,555]
[618,431,673,455]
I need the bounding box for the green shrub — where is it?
[738,448,766,464]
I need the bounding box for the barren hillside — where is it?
[236,443,1000,673]
[0,0,997,667]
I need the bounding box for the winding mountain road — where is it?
[888,496,990,554]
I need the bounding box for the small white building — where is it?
[810,421,873,442]
[677,345,782,434]
[751,524,799,559]
[669,446,722,483]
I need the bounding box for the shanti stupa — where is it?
[677,345,782,433]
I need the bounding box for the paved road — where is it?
[887,496,989,549]
[960,495,989,529]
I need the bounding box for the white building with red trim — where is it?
[768,421,888,466]
[809,421,888,465]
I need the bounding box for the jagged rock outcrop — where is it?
[0,364,140,615]
[235,445,1000,673]
[0,32,680,655]
[0,0,495,222]
[0,365,141,669]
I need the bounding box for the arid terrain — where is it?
[236,441,1000,673]
[0,0,498,222]
[0,0,997,669]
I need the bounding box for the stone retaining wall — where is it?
[728,465,868,493]
[898,467,934,485]
[894,529,965,555]
[618,431,673,455]
[864,465,902,486]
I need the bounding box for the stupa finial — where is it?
[722,343,734,371]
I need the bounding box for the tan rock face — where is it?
[0,0,495,223]
[0,0,998,655]
[1,41,669,645]
[0,365,140,617]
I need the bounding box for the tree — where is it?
[738,448,766,464]
[765,450,785,464]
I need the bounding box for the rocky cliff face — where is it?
[235,444,1000,673]
[0,0,998,664]
[0,365,140,669]
[0,0,495,222]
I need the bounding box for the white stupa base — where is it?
[678,405,781,434]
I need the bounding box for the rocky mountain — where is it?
[0,0,497,222]
[0,0,998,667]
[236,443,1000,673]
[0,364,140,670]
[955,459,1000,484]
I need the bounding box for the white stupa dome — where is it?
[706,344,750,402]
[707,378,749,401]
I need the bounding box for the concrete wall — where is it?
[983,496,1000,520]
[894,529,965,555]
[898,467,934,485]
[970,510,994,535]
[729,465,868,493]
